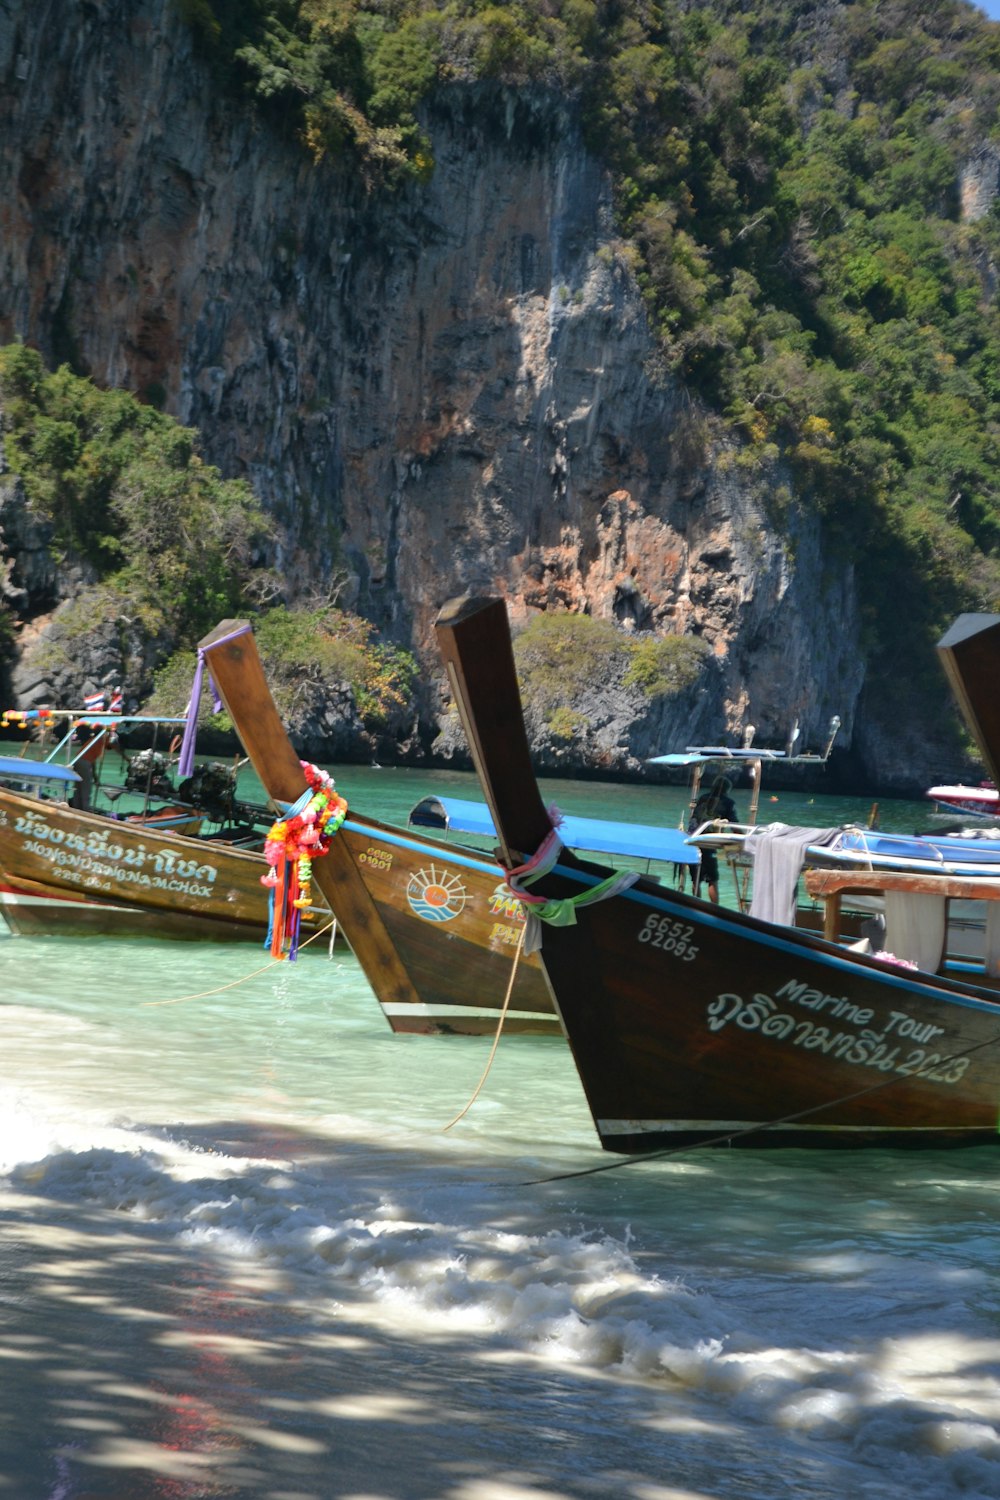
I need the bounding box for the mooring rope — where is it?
[141,918,338,1007]
[441,923,527,1132]
[518,1025,1000,1185]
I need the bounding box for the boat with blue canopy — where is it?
[408,794,700,870]
[648,718,843,825]
[0,755,80,786]
[435,594,1000,1152]
[649,745,832,767]
[805,826,1000,877]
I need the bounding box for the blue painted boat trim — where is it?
[343,818,505,878]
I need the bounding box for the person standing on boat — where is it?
[688,775,738,903]
[70,721,106,810]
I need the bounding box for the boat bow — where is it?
[198,620,422,1006]
[435,595,556,869]
[937,614,1000,788]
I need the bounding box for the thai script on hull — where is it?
[706,978,967,1086]
[14,808,219,883]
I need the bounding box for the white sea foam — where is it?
[3,1080,999,1500]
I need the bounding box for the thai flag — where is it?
[108,688,124,713]
[83,691,106,711]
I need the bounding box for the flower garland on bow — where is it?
[261,761,348,960]
[500,804,638,954]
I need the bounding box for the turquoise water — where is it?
[327,761,913,835]
[2,768,999,1499]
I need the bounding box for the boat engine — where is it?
[123,749,174,800]
[176,761,239,823]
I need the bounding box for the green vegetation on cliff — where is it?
[0,346,416,726]
[251,604,417,727]
[514,611,709,744]
[182,0,1000,679]
[0,342,272,641]
[148,605,417,731]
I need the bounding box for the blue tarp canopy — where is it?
[836,829,1000,865]
[649,747,807,766]
[648,743,833,767]
[0,755,80,783]
[409,795,700,865]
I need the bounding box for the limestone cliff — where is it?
[0,0,979,789]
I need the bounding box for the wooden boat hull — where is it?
[0,786,276,941]
[435,594,1000,1152]
[529,869,1000,1150]
[333,818,555,1033]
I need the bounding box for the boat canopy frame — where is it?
[647,716,842,827]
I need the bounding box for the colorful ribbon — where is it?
[262,762,348,961]
[502,805,638,953]
[178,624,250,778]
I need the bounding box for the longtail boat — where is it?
[409,795,698,879]
[937,613,1000,788]
[434,594,1000,1151]
[197,620,558,1034]
[0,713,287,940]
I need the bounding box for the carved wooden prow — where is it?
[197,619,421,1006]
[434,596,554,869]
[937,613,1000,788]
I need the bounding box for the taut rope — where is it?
[518,1027,1000,1184]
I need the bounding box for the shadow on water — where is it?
[2,1120,1000,1500]
[0,1125,737,1500]
[3,907,1000,1498]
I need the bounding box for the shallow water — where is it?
[2,769,999,1499]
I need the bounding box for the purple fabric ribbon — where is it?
[177,624,251,778]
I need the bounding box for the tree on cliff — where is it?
[0,344,419,743]
[0,342,274,648]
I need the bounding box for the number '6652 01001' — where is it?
[637,913,698,960]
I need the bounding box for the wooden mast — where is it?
[435,593,649,893]
[197,620,422,1006]
[937,613,1000,788]
[434,599,1000,1152]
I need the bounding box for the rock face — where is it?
[0,0,976,788]
[961,145,1000,223]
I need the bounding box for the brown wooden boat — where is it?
[197,620,557,1034]
[937,613,1000,788]
[435,594,1000,1151]
[0,724,290,941]
[0,780,279,941]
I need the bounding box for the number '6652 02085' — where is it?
[638,913,699,960]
